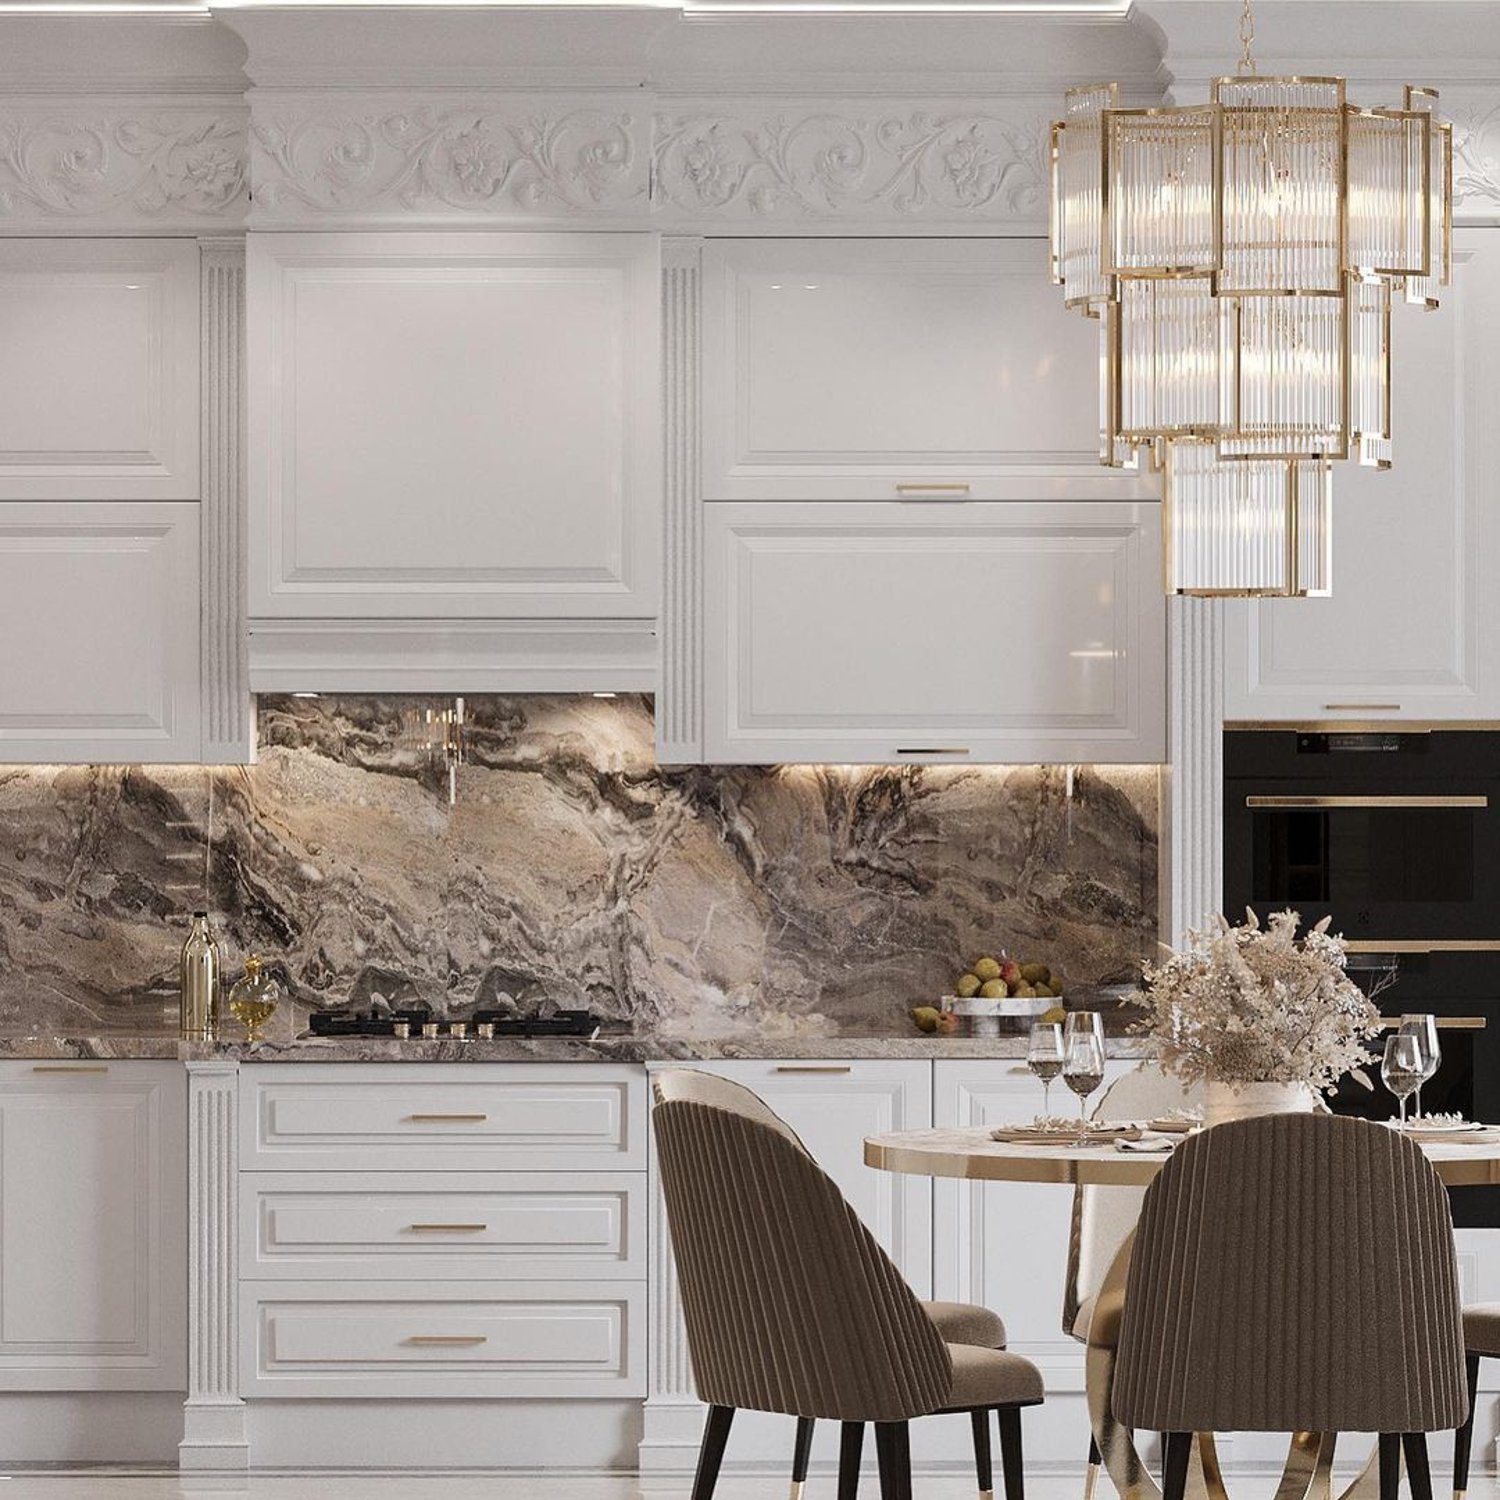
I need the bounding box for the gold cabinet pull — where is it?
[1246,795,1487,809]
[31,1064,108,1074]
[775,1065,852,1074]
[406,1113,488,1124]
[895,482,972,497]
[405,1335,488,1346]
[409,1224,488,1234]
[895,747,970,756]
[1343,940,1500,954]
[1323,703,1402,712]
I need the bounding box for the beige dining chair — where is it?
[1450,1306,1500,1500]
[653,1068,1045,1500]
[1061,1063,1203,1498]
[1113,1113,1467,1500]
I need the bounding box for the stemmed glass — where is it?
[1062,1012,1106,1146]
[1027,1021,1065,1121]
[1398,1014,1441,1120]
[1382,1033,1425,1133]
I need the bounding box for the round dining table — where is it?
[864,1124,1500,1500]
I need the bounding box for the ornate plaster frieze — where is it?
[650,102,1052,226]
[0,103,247,230]
[1452,93,1500,217]
[248,96,647,224]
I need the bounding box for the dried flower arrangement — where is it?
[1136,909,1387,1093]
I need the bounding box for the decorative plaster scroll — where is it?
[249,98,647,222]
[1454,97,1500,215]
[650,103,1051,224]
[0,105,247,229]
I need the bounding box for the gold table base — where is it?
[1087,1234,1389,1500]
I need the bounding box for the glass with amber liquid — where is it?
[228,955,280,1043]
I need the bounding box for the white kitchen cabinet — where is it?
[247,231,660,621]
[0,1061,185,1391]
[0,240,199,502]
[1224,231,1500,723]
[700,238,1147,502]
[700,500,1166,764]
[0,503,200,762]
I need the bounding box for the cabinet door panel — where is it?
[0,240,199,500]
[249,232,659,619]
[702,238,1143,501]
[1225,233,1500,722]
[0,503,200,762]
[703,501,1165,763]
[0,1062,185,1390]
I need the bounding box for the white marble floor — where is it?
[0,1476,1488,1500]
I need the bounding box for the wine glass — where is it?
[1382,1033,1425,1132]
[1062,1012,1106,1146]
[1027,1022,1065,1121]
[1398,1014,1441,1119]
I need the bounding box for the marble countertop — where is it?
[0,1032,1155,1064]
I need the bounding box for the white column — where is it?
[639,1068,704,1475]
[656,236,704,767]
[1163,595,1224,947]
[198,237,254,764]
[180,1058,247,1471]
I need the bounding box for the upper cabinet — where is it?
[1224,231,1500,724]
[0,240,199,502]
[247,232,660,621]
[702,501,1165,765]
[700,238,1145,502]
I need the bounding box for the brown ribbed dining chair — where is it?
[653,1068,1045,1500]
[1114,1113,1467,1500]
[1450,1306,1499,1500]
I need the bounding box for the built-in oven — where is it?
[1225,729,1500,1226]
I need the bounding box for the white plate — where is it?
[1393,1120,1488,1136]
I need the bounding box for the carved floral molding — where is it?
[0,106,248,228]
[1453,97,1500,214]
[249,101,646,221]
[650,106,1051,223]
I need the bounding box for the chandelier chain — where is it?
[1237,0,1258,75]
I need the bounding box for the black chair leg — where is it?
[998,1405,1025,1500]
[875,1420,913,1500]
[791,1417,815,1499]
[1084,1431,1102,1500]
[1162,1431,1193,1500]
[1160,1432,1170,1483]
[839,1421,865,1500]
[691,1405,735,1500]
[1379,1433,1402,1500]
[1404,1433,1434,1500]
[1454,1353,1482,1499]
[972,1408,994,1498]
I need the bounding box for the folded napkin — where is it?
[1116,1132,1177,1153]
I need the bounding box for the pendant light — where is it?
[1050,0,1453,597]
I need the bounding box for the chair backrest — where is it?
[1063,1063,1203,1336]
[651,1069,951,1422]
[652,1068,810,1152]
[1113,1112,1466,1435]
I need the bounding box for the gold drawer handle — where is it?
[896,482,971,496]
[775,1065,852,1074]
[31,1065,108,1074]
[407,1113,488,1124]
[1323,703,1402,712]
[409,1224,488,1234]
[895,747,970,756]
[1246,795,1487,809]
[405,1335,488,1346]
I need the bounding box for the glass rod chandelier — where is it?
[1050,0,1453,597]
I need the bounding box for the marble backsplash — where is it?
[0,695,1160,1040]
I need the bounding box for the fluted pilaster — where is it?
[1165,596,1224,945]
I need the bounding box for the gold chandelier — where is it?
[1050,0,1453,597]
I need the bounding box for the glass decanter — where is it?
[227,955,280,1043]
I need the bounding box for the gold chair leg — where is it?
[1084,1458,1101,1500]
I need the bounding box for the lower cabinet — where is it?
[0,1061,185,1391]
[0,504,200,762]
[236,1064,648,1407]
[700,501,1166,764]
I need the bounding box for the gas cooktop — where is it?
[304,1007,602,1040]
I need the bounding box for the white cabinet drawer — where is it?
[240,1281,644,1398]
[240,1171,643,1280]
[239,1065,645,1172]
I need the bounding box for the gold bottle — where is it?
[179,911,221,1041]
